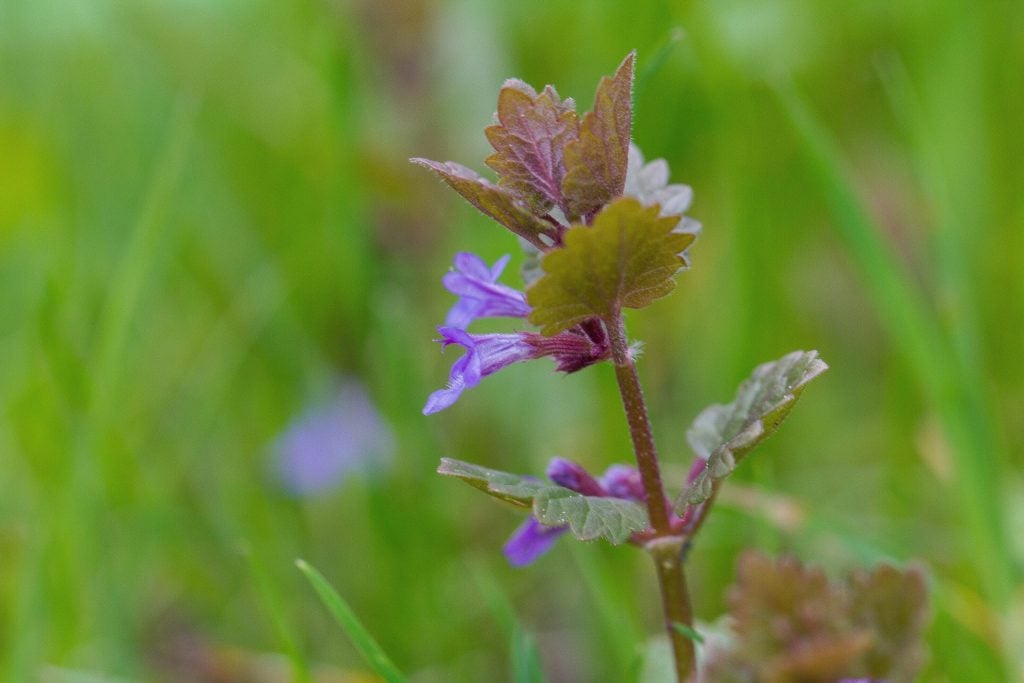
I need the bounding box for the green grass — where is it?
[1,0,1021,680]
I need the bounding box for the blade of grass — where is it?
[671,622,704,645]
[636,27,686,96]
[62,92,201,671]
[470,563,547,683]
[240,543,311,683]
[295,559,406,683]
[773,79,1013,667]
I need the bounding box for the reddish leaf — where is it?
[725,552,871,683]
[701,553,931,683]
[485,80,578,214]
[848,564,930,682]
[562,52,635,220]
[411,158,555,246]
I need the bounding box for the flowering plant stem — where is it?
[606,312,695,681]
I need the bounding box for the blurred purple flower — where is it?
[443,252,530,329]
[274,381,394,495]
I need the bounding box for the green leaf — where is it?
[485,80,578,214]
[533,487,648,543]
[296,560,406,683]
[678,350,828,510]
[437,457,549,509]
[562,52,635,220]
[527,197,694,335]
[410,158,555,246]
[438,458,648,544]
[672,622,705,644]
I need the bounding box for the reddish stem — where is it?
[605,312,696,682]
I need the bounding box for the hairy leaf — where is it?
[485,80,578,214]
[679,350,828,509]
[438,458,648,544]
[533,487,647,543]
[411,158,555,245]
[438,457,549,509]
[527,197,694,335]
[562,52,635,220]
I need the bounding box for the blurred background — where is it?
[1,0,1022,681]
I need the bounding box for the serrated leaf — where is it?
[679,351,828,509]
[526,197,693,335]
[437,458,648,544]
[411,158,555,245]
[438,457,549,508]
[485,80,578,214]
[533,487,647,544]
[562,52,635,220]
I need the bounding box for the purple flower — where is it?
[600,464,645,500]
[503,459,684,566]
[443,252,530,329]
[424,327,611,414]
[423,328,540,415]
[504,517,567,567]
[548,457,606,496]
[274,381,394,495]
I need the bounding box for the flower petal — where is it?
[425,330,538,413]
[600,464,645,501]
[489,253,511,279]
[547,457,606,496]
[444,297,485,329]
[452,251,493,280]
[503,516,567,566]
[441,252,529,329]
[422,380,465,415]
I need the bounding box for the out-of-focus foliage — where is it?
[700,552,928,682]
[1,0,1022,681]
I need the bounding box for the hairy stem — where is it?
[683,483,722,542]
[605,313,695,681]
